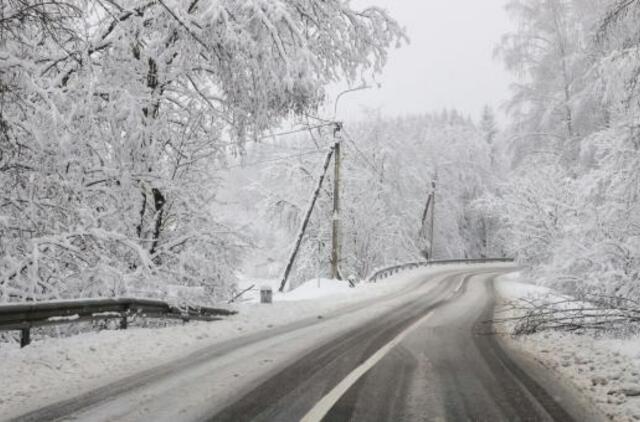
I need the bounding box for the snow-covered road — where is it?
[212,268,603,422]
[4,264,602,422]
[0,266,461,420]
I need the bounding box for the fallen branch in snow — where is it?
[228,284,255,304]
[493,294,640,336]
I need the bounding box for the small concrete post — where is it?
[20,327,31,348]
[260,286,273,304]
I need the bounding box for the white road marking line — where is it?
[300,311,435,422]
[454,275,467,293]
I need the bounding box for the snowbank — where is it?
[494,271,552,297]
[496,274,640,421]
[279,278,355,301]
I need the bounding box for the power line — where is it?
[205,122,335,150]
[301,114,335,124]
[341,127,385,179]
[220,150,326,170]
[219,122,336,170]
[249,142,319,152]
[259,123,335,141]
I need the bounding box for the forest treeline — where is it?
[257,0,640,297]
[232,111,500,287]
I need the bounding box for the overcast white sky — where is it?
[327,0,515,124]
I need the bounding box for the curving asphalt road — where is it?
[10,266,605,422]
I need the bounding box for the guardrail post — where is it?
[181,311,190,325]
[120,303,130,330]
[20,327,31,348]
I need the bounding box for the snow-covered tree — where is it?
[480,105,499,146]
[245,111,497,287]
[0,0,405,302]
[491,0,640,300]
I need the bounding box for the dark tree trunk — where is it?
[149,188,165,256]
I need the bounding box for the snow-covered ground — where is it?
[0,265,465,420]
[233,275,357,303]
[496,273,640,422]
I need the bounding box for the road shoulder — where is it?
[3,266,485,421]
[494,274,639,421]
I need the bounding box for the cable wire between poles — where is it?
[220,150,325,170]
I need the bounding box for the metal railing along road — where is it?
[0,297,236,347]
[366,258,515,283]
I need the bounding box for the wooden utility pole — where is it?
[331,122,343,280]
[419,191,433,259]
[279,146,336,292]
[429,180,436,260]
[420,192,433,235]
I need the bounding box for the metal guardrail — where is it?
[366,258,515,283]
[0,298,237,347]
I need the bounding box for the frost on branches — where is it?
[483,0,640,300]
[248,111,499,288]
[0,0,404,303]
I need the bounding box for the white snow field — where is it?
[496,273,640,422]
[0,264,495,420]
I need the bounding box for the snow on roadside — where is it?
[278,278,355,301]
[496,274,640,422]
[0,265,458,420]
[233,276,358,303]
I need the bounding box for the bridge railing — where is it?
[366,258,515,283]
[0,297,236,347]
